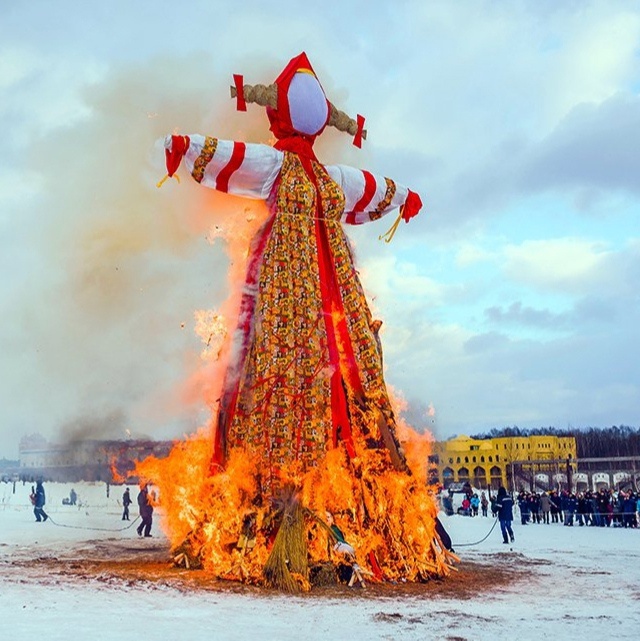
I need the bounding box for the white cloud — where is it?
[455,243,494,268]
[521,93,640,197]
[0,169,43,212]
[0,48,103,152]
[503,238,611,292]
[358,253,448,308]
[0,46,39,88]
[543,9,640,121]
[500,237,640,302]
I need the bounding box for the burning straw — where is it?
[137,421,458,592]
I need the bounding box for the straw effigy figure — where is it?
[155,53,457,591]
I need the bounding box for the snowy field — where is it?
[1,482,639,641]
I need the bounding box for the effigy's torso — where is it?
[227,152,392,479]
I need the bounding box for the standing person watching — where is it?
[539,491,551,524]
[496,486,515,545]
[33,480,49,523]
[136,483,154,537]
[122,487,132,521]
[480,491,489,517]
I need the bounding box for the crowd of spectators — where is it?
[515,488,639,528]
[441,484,640,529]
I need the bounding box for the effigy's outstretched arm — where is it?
[326,163,423,228]
[162,134,284,199]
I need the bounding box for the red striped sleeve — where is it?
[352,170,377,212]
[215,142,246,192]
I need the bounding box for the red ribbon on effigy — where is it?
[353,113,365,148]
[233,74,246,111]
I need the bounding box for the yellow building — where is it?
[431,434,576,491]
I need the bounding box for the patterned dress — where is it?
[178,135,416,489]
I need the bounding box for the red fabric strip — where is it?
[315,216,355,456]
[215,142,246,192]
[233,74,246,111]
[353,114,365,148]
[334,302,363,396]
[274,135,318,161]
[368,551,384,580]
[352,170,376,213]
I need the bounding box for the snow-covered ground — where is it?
[1,482,639,640]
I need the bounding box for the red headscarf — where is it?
[267,52,330,160]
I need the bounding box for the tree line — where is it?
[469,425,640,458]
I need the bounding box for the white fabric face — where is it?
[287,72,329,135]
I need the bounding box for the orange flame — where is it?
[109,455,132,484]
[137,418,455,585]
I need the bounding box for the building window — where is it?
[456,457,460,464]
[443,467,455,486]
[472,456,476,463]
[464,456,469,463]
[496,455,500,462]
[488,456,493,462]
[481,456,485,463]
[449,458,453,465]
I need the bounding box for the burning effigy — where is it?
[139,53,458,591]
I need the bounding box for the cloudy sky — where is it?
[1,0,639,458]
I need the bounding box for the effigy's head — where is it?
[267,52,330,144]
[231,52,366,149]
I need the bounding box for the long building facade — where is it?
[17,433,173,483]
[430,434,577,491]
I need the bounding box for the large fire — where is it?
[135,191,457,590]
[137,419,457,590]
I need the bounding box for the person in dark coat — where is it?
[588,491,600,526]
[596,489,609,527]
[562,491,576,526]
[622,492,637,528]
[517,491,529,525]
[136,483,154,537]
[576,492,587,526]
[33,480,48,523]
[435,516,455,553]
[549,490,561,523]
[122,487,132,521]
[496,486,514,544]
